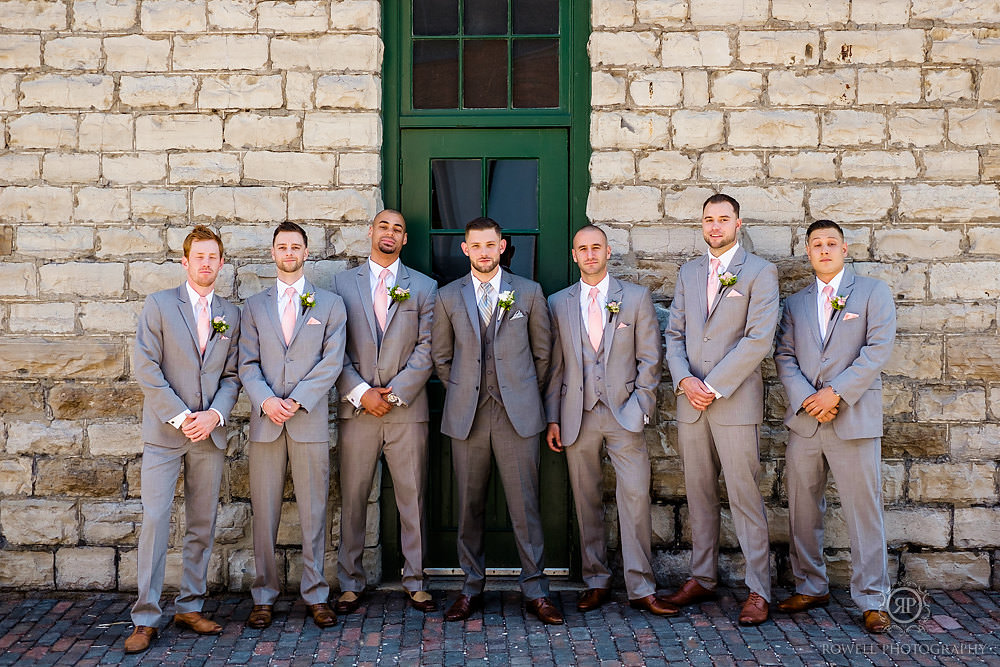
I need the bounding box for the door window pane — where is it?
[431,159,482,229]
[464,0,507,35]
[431,234,536,284]
[413,0,459,35]
[512,39,558,108]
[486,159,538,230]
[463,40,508,109]
[413,40,459,108]
[500,235,536,279]
[513,0,558,34]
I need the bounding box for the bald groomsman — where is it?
[664,193,780,626]
[239,222,346,630]
[332,209,438,614]
[126,226,240,654]
[774,220,895,634]
[545,225,676,616]
[432,217,562,625]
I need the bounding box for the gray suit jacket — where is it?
[333,262,436,423]
[774,269,896,440]
[665,247,780,425]
[134,284,241,450]
[239,280,346,443]
[545,277,662,445]
[432,271,551,440]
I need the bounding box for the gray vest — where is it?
[581,319,608,411]
[478,308,502,407]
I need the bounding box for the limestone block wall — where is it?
[588,0,1000,590]
[0,0,383,591]
[0,0,999,593]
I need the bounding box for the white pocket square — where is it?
[616,322,629,329]
[510,311,526,320]
[726,290,744,298]
[307,317,321,325]
[843,312,859,320]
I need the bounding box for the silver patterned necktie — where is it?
[478,281,494,324]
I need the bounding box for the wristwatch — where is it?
[385,392,404,407]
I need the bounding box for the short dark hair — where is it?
[373,208,406,230]
[702,193,740,218]
[572,224,607,246]
[183,225,224,258]
[272,221,308,247]
[806,219,844,241]
[464,217,502,238]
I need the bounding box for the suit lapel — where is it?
[822,269,854,350]
[174,284,200,357]
[383,264,410,332]
[564,283,584,370]
[802,282,824,349]
[602,277,624,366]
[261,284,284,345]
[460,275,482,339]
[494,273,513,334]
[288,280,313,345]
[694,255,710,322]
[202,296,224,360]
[707,247,745,321]
[355,264,379,344]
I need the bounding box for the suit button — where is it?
[703,337,709,342]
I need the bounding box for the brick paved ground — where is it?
[1,586,998,666]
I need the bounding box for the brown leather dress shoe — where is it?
[738,591,769,626]
[526,597,564,625]
[775,593,830,614]
[577,588,610,612]
[247,604,273,629]
[629,594,680,616]
[173,611,222,635]
[863,609,891,633]
[445,594,483,622]
[334,591,363,614]
[663,579,717,607]
[308,603,338,628]
[123,625,157,654]
[407,590,438,613]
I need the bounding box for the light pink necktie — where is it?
[281,286,296,345]
[587,287,603,352]
[707,257,721,315]
[821,284,834,336]
[197,296,210,354]
[374,268,390,331]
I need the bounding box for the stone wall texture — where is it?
[1,0,999,593]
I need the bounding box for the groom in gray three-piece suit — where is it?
[545,225,676,617]
[127,226,241,654]
[431,217,563,625]
[664,193,780,626]
[774,219,895,634]
[239,222,346,630]
[332,209,438,614]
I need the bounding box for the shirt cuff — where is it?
[208,408,224,427]
[704,381,723,399]
[168,409,191,429]
[346,382,372,408]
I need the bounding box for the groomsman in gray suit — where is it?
[126,226,241,654]
[239,222,346,630]
[774,219,895,634]
[545,225,676,616]
[431,217,562,625]
[332,209,437,614]
[664,193,780,626]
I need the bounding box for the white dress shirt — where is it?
[579,273,610,338]
[474,268,504,301]
[346,257,403,408]
[167,281,225,430]
[816,268,845,339]
[276,275,307,319]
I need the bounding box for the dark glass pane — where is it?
[413,0,459,35]
[463,40,508,108]
[512,39,558,108]
[513,0,557,34]
[464,0,507,35]
[431,159,482,229]
[413,40,459,108]
[431,234,536,284]
[486,159,538,230]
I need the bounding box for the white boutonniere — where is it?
[300,291,315,315]
[497,290,515,313]
[211,315,229,335]
[718,271,737,291]
[605,300,620,321]
[388,285,410,303]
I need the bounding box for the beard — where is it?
[471,255,500,274]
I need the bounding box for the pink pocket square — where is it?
[221,336,230,341]
[843,312,859,320]
[307,317,321,325]
[616,322,629,329]
[726,290,744,298]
